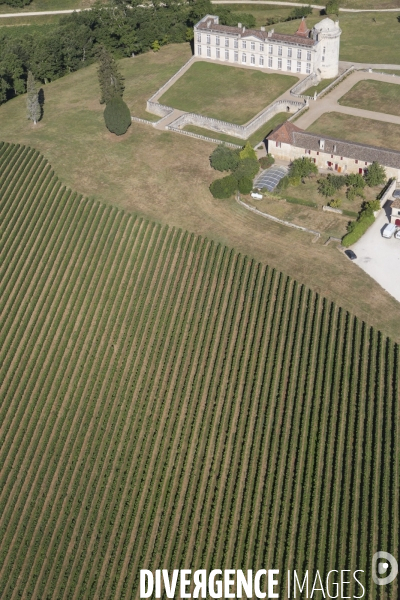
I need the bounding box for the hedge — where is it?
[341,214,375,247]
[285,196,318,208]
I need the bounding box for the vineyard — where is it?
[0,141,398,599]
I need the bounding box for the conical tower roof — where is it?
[295,17,309,37]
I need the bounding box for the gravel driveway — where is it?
[351,208,400,303]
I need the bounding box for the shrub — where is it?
[288,175,301,187]
[325,0,339,15]
[210,144,239,172]
[327,174,346,190]
[209,174,237,199]
[346,173,366,189]
[238,177,253,195]
[318,177,336,198]
[103,96,131,135]
[346,186,365,201]
[342,214,375,247]
[233,157,259,181]
[258,154,275,169]
[328,198,342,208]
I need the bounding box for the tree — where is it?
[238,176,253,194]
[259,154,275,169]
[209,144,239,172]
[325,0,340,15]
[328,198,342,208]
[26,71,41,125]
[239,141,257,161]
[318,177,336,198]
[233,157,259,180]
[365,162,386,187]
[289,157,318,179]
[104,96,131,135]
[209,174,237,199]
[346,173,366,189]
[97,45,124,105]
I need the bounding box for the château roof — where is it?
[267,122,303,145]
[295,18,310,38]
[196,16,316,47]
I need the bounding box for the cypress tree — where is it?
[104,96,131,135]
[26,71,41,125]
[97,46,124,105]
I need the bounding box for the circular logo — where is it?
[372,552,398,586]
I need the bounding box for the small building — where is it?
[194,15,341,78]
[266,121,400,181]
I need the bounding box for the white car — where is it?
[251,192,263,200]
[395,229,400,240]
[382,223,396,238]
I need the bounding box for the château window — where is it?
[297,49,302,59]
[259,56,264,66]
[216,48,220,58]
[242,53,247,63]
[278,58,282,69]
[251,54,255,65]
[322,56,325,62]
[260,43,264,52]
[251,42,255,51]
[234,52,239,62]
[278,46,282,56]
[287,60,292,71]
[197,33,201,42]
[297,61,301,72]
[307,51,311,61]
[323,46,326,53]
[234,39,238,48]
[207,34,210,44]
[197,45,201,55]
[288,48,292,57]
[269,45,273,54]
[268,56,273,68]
[242,41,246,49]
[216,36,220,46]
[306,63,311,74]
[207,47,211,57]
[225,38,229,47]
[225,50,229,60]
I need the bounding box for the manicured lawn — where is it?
[303,77,336,97]
[307,112,400,152]
[159,61,298,124]
[339,79,400,117]
[1,43,400,338]
[273,12,400,64]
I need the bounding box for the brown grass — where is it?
[339,79,400,117]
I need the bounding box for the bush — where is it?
[325,0,339,15]
[238,177,253,195]
[342,214,375,247]
[318,177,336,198]
[209,174,237,199]
[233,157,259,181]
[346,173,366,189]
[288,175,301,187]
[103,96,131,135]
[346,186,365,201]
[258,154,275,169]
[328,198,342,208]
[210,144,239,172]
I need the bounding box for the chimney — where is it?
[207,20,211,28]
[261,26,265,32]
[335,20,339,26]
[238,22,242,28]
[243,26,246,32]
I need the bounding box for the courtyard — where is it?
[352,207,400,302]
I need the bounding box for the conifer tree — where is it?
[26,71,41,125]
[97,46,124,105]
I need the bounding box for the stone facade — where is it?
[194,15,341,79]
[266,122,400,181]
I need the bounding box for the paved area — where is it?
[351,207,400,303]
[295,70,400,129]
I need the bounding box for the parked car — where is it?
[251,192,263,200]
[395,230,400,240]
[382,223,396,238]
[344,249,357,261]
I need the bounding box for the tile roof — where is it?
[295,18,310,37]
[267,122,304,145]
[267,123,400,170]
[197,18,316,46]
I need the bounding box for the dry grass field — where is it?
[339,79,400,117]
[158,61,298,124]
[0,142,398,599]
[0,44,400,340]
[307,112,400,152]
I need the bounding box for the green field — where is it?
[159,61,298,124]
[303,77,336,97]
[339,79,400,117]
[0,141,398,599]
[307,112,400,152]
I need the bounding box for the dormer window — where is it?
[333,144,337,153]
[319,139,325,150]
